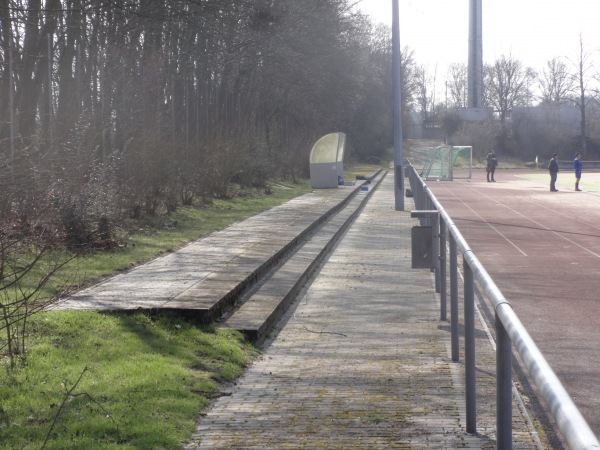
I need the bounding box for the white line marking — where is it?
[438,186,528,256]
[473,188,600,259]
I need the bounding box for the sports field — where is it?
[425,168,600,441]
[515,170,600,193]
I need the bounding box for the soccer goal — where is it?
[420,146,472,181]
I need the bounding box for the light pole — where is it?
[392,0,404,211]
[467,0,483,109]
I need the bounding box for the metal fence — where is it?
[406,160,600,450]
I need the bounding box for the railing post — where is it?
[450,234,459,362]
[431,212,440,294]
[439,215,447,320]
[464,257,476,433]
[426,191,433,213]
[496,312,513,449]
[415,179,423,209]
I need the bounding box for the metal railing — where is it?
[406,161,600,450]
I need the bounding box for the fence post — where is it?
[432,212,440,293]
[450,234,459,362]
[415,179,424,209]
[496,312,513,449]
[439,216,447,320]
[464,257,476,433]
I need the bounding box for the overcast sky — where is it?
[357,0,600,86]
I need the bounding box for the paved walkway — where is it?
[184,173,542,449]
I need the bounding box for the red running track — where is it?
[426,169,600,439]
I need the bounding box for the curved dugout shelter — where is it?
[309,132,346,188]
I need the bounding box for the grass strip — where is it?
[1,311,259,449]
[1,179,311,449]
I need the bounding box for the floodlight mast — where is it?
[468,0,483,108]
[392,0,404,211]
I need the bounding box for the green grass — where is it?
[1,178,312,449]
[0,311,259,449]
[514,171,600,192]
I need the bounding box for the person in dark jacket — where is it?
[548,153,559,192]
[485,151,498,182]
[574,152,582,191]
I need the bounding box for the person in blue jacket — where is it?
[548,153,559,192]
[574,152,582,191]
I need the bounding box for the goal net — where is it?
[420,146,472,181]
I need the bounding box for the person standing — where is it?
[548,153,559,192]
[485,151,498,182]
[574,152,582,191]
[490,151,497,182]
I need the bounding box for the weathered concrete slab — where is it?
[55,178,375,313]
[222,172,385,341]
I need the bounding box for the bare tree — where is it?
[349,22,418,160]
[1,229,74,368]
[446,63,468,108]
[569,35,597,154]
[415,65,437,122]
[484,54,536,127]
[538,58,575,104]
[1,0,384,242]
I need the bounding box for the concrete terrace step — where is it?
[221,172,385,341]
[56,171,382,326]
